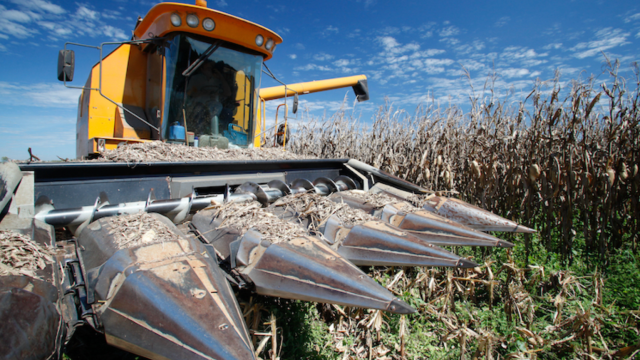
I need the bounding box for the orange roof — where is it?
[133,2,282,60]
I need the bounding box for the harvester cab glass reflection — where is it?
[163,34,262,148]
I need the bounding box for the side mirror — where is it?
[57,50,75,82]
[292,93,299,114]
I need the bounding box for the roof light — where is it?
[202,17,215,31]
[170,13,182,27]
[255,35,264,47]
[186,14,199,28]
[265,38,274,50]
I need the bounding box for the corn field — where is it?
[246,61,640,360]
[245,246,640,359]
[287,60,640,264]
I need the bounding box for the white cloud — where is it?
[495,16,510,27]
[500,46,546,61]
[102,25,127,40]
[501,68,530,78]
[0,44,6,51]
[288,54,297,60]
[101,10,122,20]
[439,37,460,46]
[0,9,33,23]
[571,27,630,58]
[543,43,563,50]
[379,36,399,50]
[503,47,535,58]
[624,13,640,23]
[313,52,334,61]
[439,26,460,37]
[0,18,37,38]
[414,58,455,74]
[322,25,339,36]
[294,64,333,71]
[424,58,455,67]
[378,36,420,55]
[333,59,351,67]
[0,2,128,42]
[346,29,362,39]
[76,5,98,20]
[411,49,446,58]
[294,43,305,50]
[458,59,485,71]
[0,82,81,108]
[216,0,228,7]
[381,26,400,35]
[10,0,65,14]
[472,40,485,51]
[455,40,485,54]
[553,65,581,76]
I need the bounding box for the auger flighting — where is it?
[34,173,526,247]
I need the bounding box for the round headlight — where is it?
[186,14,199,28]
[265,38,274,50]
[170,13,182,27]
[202,18,215,31]
[255,35,264,47]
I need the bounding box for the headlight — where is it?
[255,34,264,47]
[186,14,199,28]
[170,13,182,27]
[265,38,274,50]
[202,18,215,31]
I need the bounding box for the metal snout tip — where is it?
[497,239,515,248]
[456,258,479,268]
[514,225,537,233]
[387,298,416,314]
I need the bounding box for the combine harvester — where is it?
[0,1,534,359]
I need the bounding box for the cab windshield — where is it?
[163,34,262,148]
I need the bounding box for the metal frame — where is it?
[261,63,298,148]
[62,41,160,132]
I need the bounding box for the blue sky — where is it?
[0,0,639,160]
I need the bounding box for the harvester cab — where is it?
[57,0,370,158]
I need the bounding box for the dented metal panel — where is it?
[77,213,255,360]
[237,231,415,314]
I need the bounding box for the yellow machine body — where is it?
[75,1,368,158]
